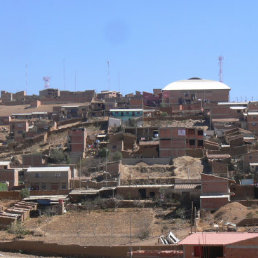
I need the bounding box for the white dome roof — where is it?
[163,78,231,91]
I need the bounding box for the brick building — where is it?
[159,127,204,158]
[9,120,29,140]
[0,162,19,189]
[180,232,258,258]
[68,128,87,162]
[200,173,234,210]
[39,88,60,99]
[242,150,258,171]
[162,77,230,112]
[25,167,71,190]
[244,112,258,135]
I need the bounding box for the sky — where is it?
[0,0,257,101]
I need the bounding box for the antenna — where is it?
[43,76,51,89]
[218,56,223,82]
[25,64,28,94]
[63,59,66,90]
[74,71,77,91]
[107,60,110,90]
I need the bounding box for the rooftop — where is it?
[179,232,258,246]
[163,78,231,91]
[27,167,70,172]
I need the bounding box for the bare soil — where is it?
[120,156,203,182]
[8,208,191,246]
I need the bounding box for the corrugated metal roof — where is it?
[0,161,10,166]
[200,195,230,199]
[163,79,230,91]
[27,167,70,172]
[179,232,258,246]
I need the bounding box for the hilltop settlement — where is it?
[0,77,257,257]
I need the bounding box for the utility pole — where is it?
[190,201,193,234]
[79,157,82,189]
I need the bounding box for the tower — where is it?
[218,56,223,82]
[43,76,51,89]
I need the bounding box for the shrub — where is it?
[137,228,150,240]
[21,188,30,199]
[112,151,122,161]
[98,148,109,158]
[49,149,70,164]
[7,222,30,238]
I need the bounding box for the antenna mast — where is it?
[218,56,223,82]
[107,60,110,90]
[43,76,51,89]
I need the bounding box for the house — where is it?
[244,112,258,135]
[39,88,60,99]
[206,154,231,177]
[200,173,235,210]
[159,127,204,158]
[9,120,29,140]
[0,162,19,189]
[68,128,87,162]
[242,150,258,171]
[110,109,143,121]
[25,167,72,190]
[180,232,258,258]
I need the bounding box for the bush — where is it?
[98,148,109,158]
[112,151,122,161]
[49,149,70,164]
[21,188,30,199]
[7,222,30,238]
[137,228,150,240]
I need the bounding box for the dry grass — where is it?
[19,208,190,246]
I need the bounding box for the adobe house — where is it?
[200,173,235,211]
[180,232,258,258]
[206,153,231,177]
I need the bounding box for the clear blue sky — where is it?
[0,0,257,101]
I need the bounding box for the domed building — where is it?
[162,77,231,108]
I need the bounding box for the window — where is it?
[198,130,203,136]
[35,173,40,178]
[55,173,61,177]
[189,139,195,146]
[252,122,256,126]
[61,183,66,189]
[198,140,203,147]
[41,183,46,190]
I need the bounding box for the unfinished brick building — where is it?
[159,127,204,158]
[200,173,235,210]
[68,128,87,162]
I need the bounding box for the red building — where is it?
[200,173,235,210]
[68,128,87,153]
[180,232,258,258]
[159,127,204,158]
